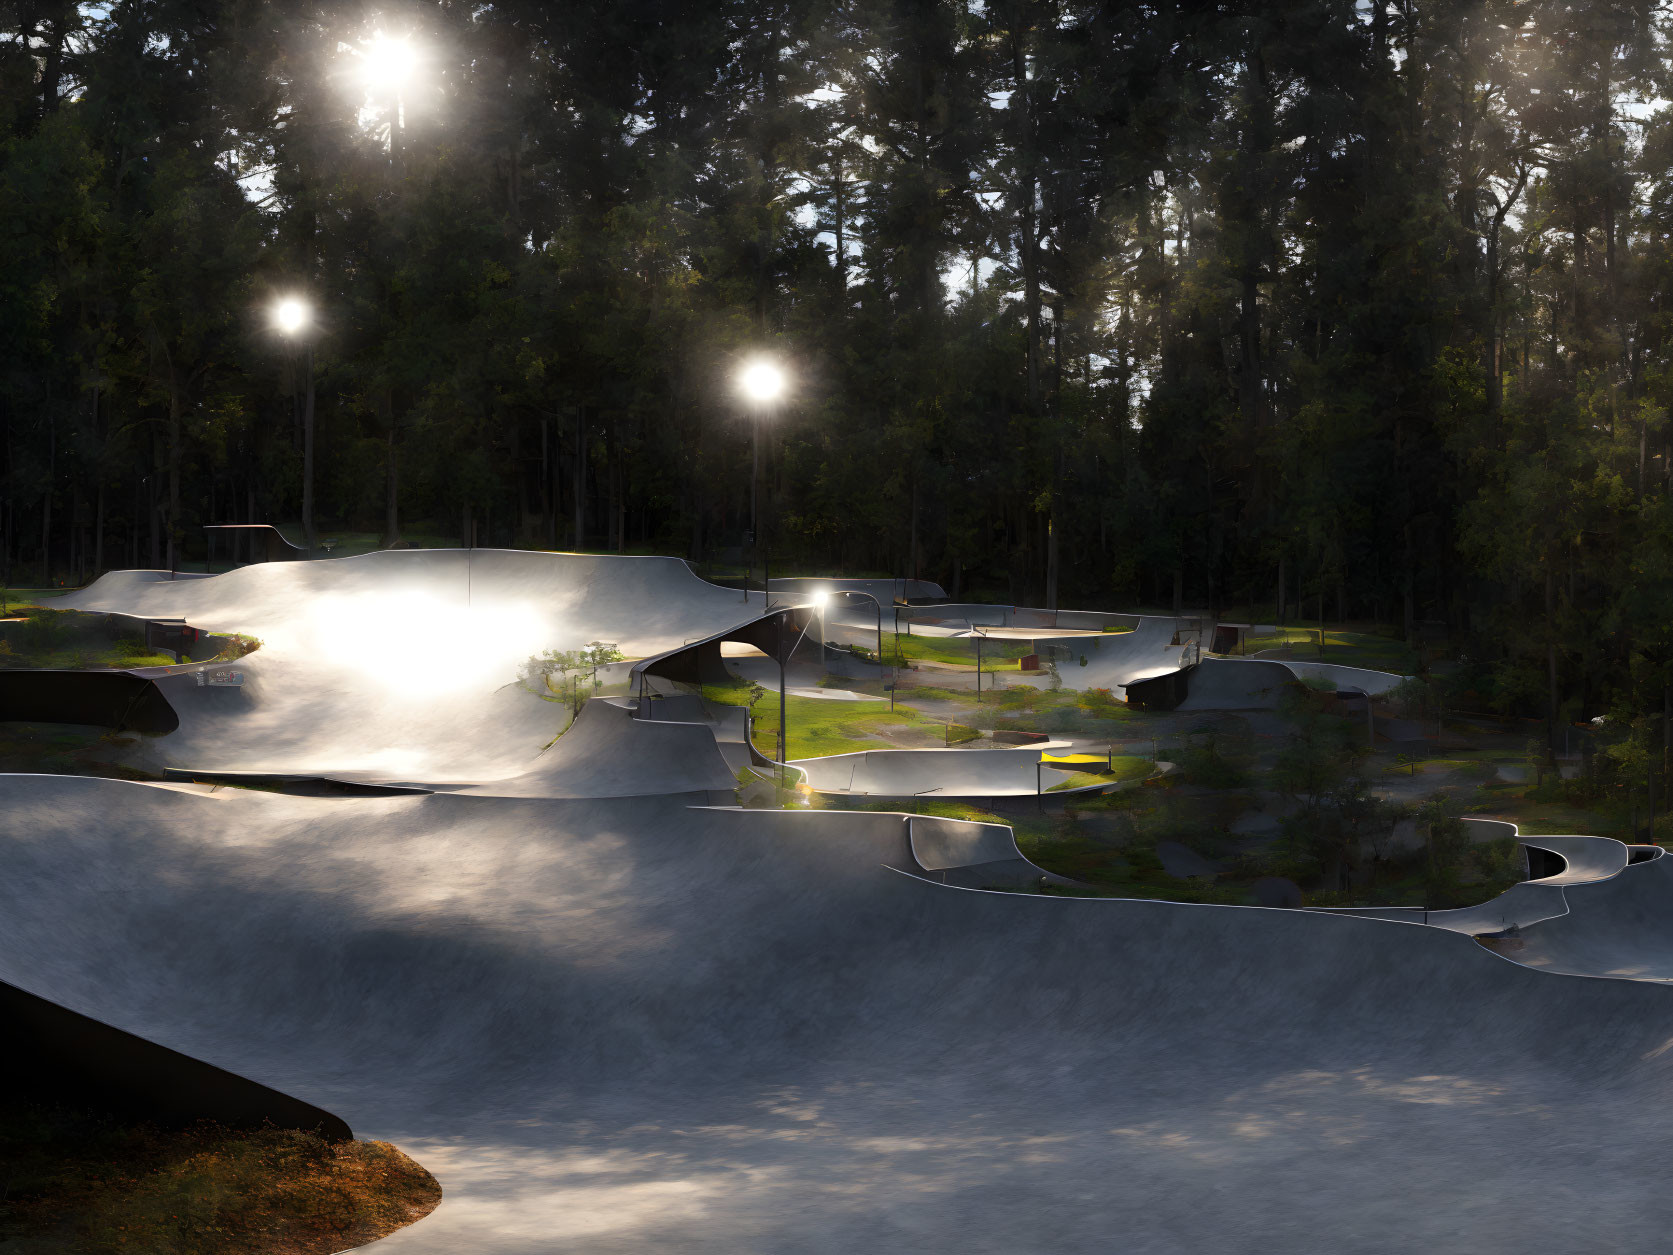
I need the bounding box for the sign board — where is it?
[146,620,201,659]
[195,670,244,688]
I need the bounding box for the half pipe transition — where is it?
[6,772,1673,1252]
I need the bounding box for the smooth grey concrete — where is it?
[788,746,1100,798]
[768,576,947,605]
[1277,659,1406,696]
[1317,829,1635,936]
[14,554,1673,1253]
[1495,851,1673,981]
[60,551,766,783]
[11,772,1673,1252]
[821,598,1408,704]
[1174,658,1301,711]
[454,699,737,799]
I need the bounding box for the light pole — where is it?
[777,610,789,784]
[738,358,786,604]
[831,589,886,695]
[272,296,316,555]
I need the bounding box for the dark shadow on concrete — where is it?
[0,670,178,734]
[0,978,351,1139]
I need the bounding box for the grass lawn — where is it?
[1048,766,1142,791]
[1043,754,1153,792]
[0,723,160,779]
[0,607,252,670]
[1382,756,1497,778]
[1234,626,1416,673]
[888,633,1030,668]
[703,680,948,758]
[0,1101,439,1254]
[1469,795,1622,836]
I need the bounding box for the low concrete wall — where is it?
[0,669,178,733]
[0,978,351,1139]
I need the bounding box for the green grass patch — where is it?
[703,678,948,758]
[1234,627,1415,672]
[1469,797,1618,836]
[0,607,256,671]
[1043,754,1152,791]
[1384,756,1498,780]
[891,632,1029,668]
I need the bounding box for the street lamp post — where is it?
[272,297,316,555]
[830,590,886,697]
[738,358,786,605]
[777,610,789,785]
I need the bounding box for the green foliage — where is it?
[0,0,1667,810]
[1417,801,1474,907]
[517,642,624,697]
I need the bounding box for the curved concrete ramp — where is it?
[907,816,1067,889]
[57,551,764,783]
[0,669,178,733]
[456,699,737,799]
[1317,831,1635,936]
[1278,660,1405,696]
[10,775,1673,1250]
[789,746,1088,798]
[1490,853,1673,981]
[1175,658,1301,711]
[769,577,946,605]
[818,603,1189,693]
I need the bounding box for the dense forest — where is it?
[1,0,1670,742]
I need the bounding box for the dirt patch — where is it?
[0,1103,440,1254]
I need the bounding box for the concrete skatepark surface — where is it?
[789,745,1099,798]
[11,553,1673,1252]
[822,599,1406,702]
[59,551,767,783]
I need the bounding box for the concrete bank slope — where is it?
[7,774,1673,1253]
[55,552,764,782]
[1484,844,1673,982]
[788,746,1086,798]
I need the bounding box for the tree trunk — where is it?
[167,382,181,573]
[302,342,315,551]
[383,420,399,547]
[541,418,552,545]
[40,415,53,581]
[1010,10,1041,411]
[572,408,585,550]
[1546,567,1560,747]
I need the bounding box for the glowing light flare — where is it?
[738,359,787,404]
[272,297,311,336]
[301,588,553,698]
[359,35,418,92]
